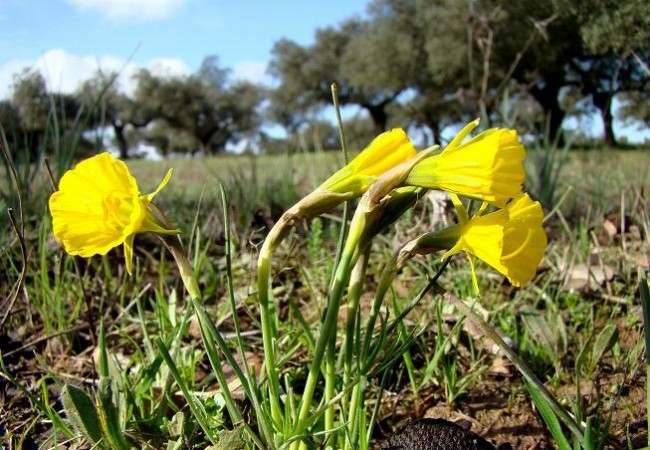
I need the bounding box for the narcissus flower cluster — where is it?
[49,118,545,288]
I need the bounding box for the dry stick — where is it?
[435,284,584,443]
[3,324,89,358]
[44,158,97,346]
[0,139,28,330]
[479,28,493,123]
[0,209,28,330]
[0,133,24,236]
[466,0,476,94]
[492,15,557,105]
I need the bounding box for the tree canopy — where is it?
[1,0,647,159]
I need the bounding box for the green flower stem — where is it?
[292,207,367,444]
[162,237,256,442]
[324,334,336,440]
[347,374,366,450]
[341,248,369,444]
[638,271,650,447]
[324,84,350,442]
[361,250,401,365]
[220,186,275,447]
[257,216,292,431]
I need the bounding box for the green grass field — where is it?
[1,147,649,449]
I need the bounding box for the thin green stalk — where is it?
[391,291,418,395]
[361,250,400,363]
[341,248,370,446]
[160,234,268,448]
[256,216,291,430]
[638,270,650,447]
[323,84,352,442]
[220,185,274,445]
[324,334,336,442]
[192,298,274,449]
[155,337,217,445]
[328,82,351,293]
[293,212,364,443]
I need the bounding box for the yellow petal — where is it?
[124,234,135,275]
[406,126,526,207]
[49,152,176,274]
[320,128,417,195]
[444,118,480,151]
[146,168,173,202]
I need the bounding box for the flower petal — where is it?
[124,234,135,275]
[146,168,173,202]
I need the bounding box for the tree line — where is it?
[1,0,648,160]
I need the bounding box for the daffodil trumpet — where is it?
[406,119,526,207]
[401,193,547,289]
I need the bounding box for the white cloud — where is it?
[232,61,270,85]
[66,0,186,22]
[0,48,190,99]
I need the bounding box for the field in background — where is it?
[1,147,649,448]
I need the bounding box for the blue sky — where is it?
[0,0,369,97]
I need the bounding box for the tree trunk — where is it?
[198,141,208,158]
[593,92,617,147]
[365,104,388,134]
[113,123,129,159]
[424,120,442,146]
[530,79,565,145]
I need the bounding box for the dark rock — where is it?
[383,418,507,450]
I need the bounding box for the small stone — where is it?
[383,418,503,450]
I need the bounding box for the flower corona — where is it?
[406,119,525,207]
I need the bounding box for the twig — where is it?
[0,209,29,330]
[3,324,89,358]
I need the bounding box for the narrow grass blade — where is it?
[155,336,217,445]
[639,269,650,448]
[525,379,572,450]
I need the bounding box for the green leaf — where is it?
[525,379,572,450]
[60,384,107,449]
[575,335,593,374]
[207,424,246,450]
[167,411,186,438]
[583,418,596,450]
[590,324,619,371]
[97,377,131,450]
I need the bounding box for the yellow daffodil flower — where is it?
[284,128,417,221]
[407,193,546,288]
[406,119,525,207]
[320,128,417,195]
[445,193,546,287]
[49,152,176,274]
